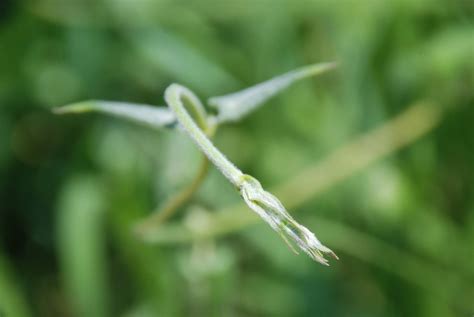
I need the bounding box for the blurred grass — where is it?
[0,251,32,317]
[1,0,473,316]
[57,176,109,317]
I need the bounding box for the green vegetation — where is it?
[0,1,473,316]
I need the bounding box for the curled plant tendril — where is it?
[165,84,337,265]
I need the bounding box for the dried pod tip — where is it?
[238,174,337,265]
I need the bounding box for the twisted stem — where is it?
[165,84,244,186]
[134,86,214,233]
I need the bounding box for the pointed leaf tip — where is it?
[53,100,176,130]
[53,101,95,115]
[208,61,338,123]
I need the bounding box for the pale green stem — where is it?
[165,84,244,186]
[135,89,214,232]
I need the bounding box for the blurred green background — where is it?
[1,0,473,316]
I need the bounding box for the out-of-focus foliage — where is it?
[0,1,473,316]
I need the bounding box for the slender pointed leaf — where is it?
[208,62,337,123]
[54,100,176,130]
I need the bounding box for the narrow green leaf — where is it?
[208,62,338,123]
[54,100,176,130]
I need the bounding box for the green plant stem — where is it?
[133,86,215,233]
[165,84,244,186]
[134,156,210,234]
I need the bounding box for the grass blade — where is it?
[57,176,109,317]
